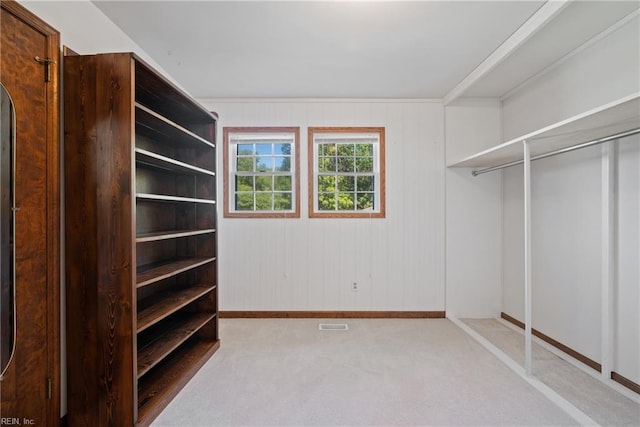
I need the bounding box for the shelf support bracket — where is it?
[523,140,532,376]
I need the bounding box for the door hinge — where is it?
[46,377,52,399]
[34,56,56,83]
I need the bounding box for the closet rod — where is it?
[472,127,640,176]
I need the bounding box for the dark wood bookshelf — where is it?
[137,257,216,288]
[135,103,215,149]
[137,338,220,426]
[64,52,219,427]
[137,285,216,332]
[137,193,217,204]
[136,228,216,243]
[136,148,215,176]
[137,312,216,377]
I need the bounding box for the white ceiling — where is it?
[92,1,638,100]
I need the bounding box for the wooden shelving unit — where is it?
[65,52,219,426]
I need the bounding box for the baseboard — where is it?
[611,371,640,395]
[500,312,602,372]
[220,310,446,319]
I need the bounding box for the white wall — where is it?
[502,145,604,362]
[200,99,446,312]
[19,0,175,82]
[500,12,640,382]
[445,100,503,317]
[616,135,640,385]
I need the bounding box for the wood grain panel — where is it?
[1,2,60,425]
[64,53,136,426]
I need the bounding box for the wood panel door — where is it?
[0,1,60,425]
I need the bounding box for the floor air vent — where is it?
[319,323,349,331]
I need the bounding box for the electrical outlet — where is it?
[352,282,358,292]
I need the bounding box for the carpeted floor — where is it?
[462,318,640,427]
[152,318,580,426]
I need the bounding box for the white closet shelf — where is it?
[448,93,640,171]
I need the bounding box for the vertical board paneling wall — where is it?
[200,100,445,312]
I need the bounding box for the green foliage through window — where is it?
[230,137,295,212]
[315,141,376,212]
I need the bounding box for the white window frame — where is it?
[224,127,300,218]
[309,127,385,218]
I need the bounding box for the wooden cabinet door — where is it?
[0,2,60,425]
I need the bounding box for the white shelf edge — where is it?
[447,92,640,169]
[135,148,216,176]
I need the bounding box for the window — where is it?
[224,127,300,218]
[309,127,385,218]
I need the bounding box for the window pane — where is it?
[274,143,291,155]
[337,156,354,173]
[337,144,354,156]
[255,144,272,155]
[356,144,373,156]
[355,156,373,172]
[337,175,354,192]
[256,157,273,172]
[357,193,374,210]
[318,175,336,192]
[236,157,254,172]
[237,144,254,155]
[274,193,292,210]
[310,129,383,217]
[320,143,336,156]
[357,175,374,191]
[318,193,336,210]
[255,176,272,191]
[274,176,292,191]
[236,175,253,191]
[235,193,254,210]
[226,128,299,216]
[318,156,336,173]
[337,192,355,210]
[255,193,273,210]
[274,156,291,172]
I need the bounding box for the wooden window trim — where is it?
[223,126,300,218]
[308,127,386,219]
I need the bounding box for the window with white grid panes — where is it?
[224,127,300,218]
[309,127,385,218]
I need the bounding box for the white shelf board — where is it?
[448,93,640,170]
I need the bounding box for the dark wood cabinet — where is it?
[64,52,219,426]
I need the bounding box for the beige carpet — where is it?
[462,318,640,426]
[152,318,579,426]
